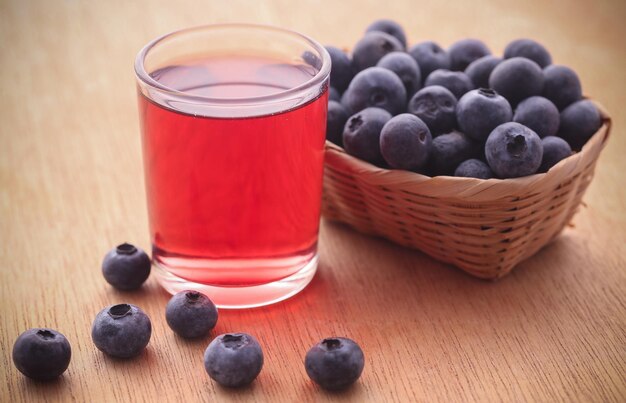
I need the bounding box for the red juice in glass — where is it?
[135,25,330,308]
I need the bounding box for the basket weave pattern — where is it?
[322,105,611,279]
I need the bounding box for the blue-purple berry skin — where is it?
[351,32,403,72]
[325,46,354,93]
[327,101,349,147]
[408,41,451,82]
[513,96,560,138]
[377,52,422,97]
[489,57,544,107]
[456,88,513,143]
[558,100,602,150]
[465,56,502,89]
[448,39,491,71]
[427,131,480,176]
[91,304,151,358]
[504,39,552,68]
[165,291,218,339]
[380,114,432,171]
[365,19,407,49]
[204,333,264,388]
[102,243,151,291]
[407,85,457,136]
[542,65,583,110]
[329,87,341,102]
[455,159,494,179]
[343,67,407,115]
[12,328,71,380]
[485,122,543,178]
[424,69,474,99]
[305,337,365,390]
[540,136,572,172]
[343,107,392,165]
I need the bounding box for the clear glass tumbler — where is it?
[134,24,330,308]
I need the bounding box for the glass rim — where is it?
[134,23,331,105]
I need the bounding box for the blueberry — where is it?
[540,136,572,172]
[329,86,341,102]
[448,39,491,71]
[327,101,349,147]
[558,100,602,150]
[365,19,407,49]
[325,46,354,92]
[377,52,422,98]
[427,131,480,176]
[485,122,543,178]
[343,107,392,165]
[489,57,544,107]
[456,88,513,142]
[464,55,502,89]
[454,158,494,179]
[407,86,457,136]
[165,291,218,339]
[305,337,364,390]
[12,328,71,380]
[424,69,473,99]
[542,65,583,110]
[504,38,552,68]
[204,333,263,388]
[351,32,403,72]
[380,114,432,171]
[101,243,151,290]
[408,41,451,81]
[91,303,151,358]
[343,67,407,115]
[513,96,560,138]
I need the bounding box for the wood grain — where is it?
[1,0,625,402]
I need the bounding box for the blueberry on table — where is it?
[485,122,543,178]
[324,46,354,93]
[504,38,552,68]
[351,31,403,72]
[204,333,264,388]
[407,85,457,136]
[343,107,392,165]
[513,96,560,138]
[456,88,513,142]
[305,337,365,390]
[408,41,451,82]
[12,328,71,380]
[448,38,491,71]
[327,101,349,147]
[455,158,494,179]
[427,131,479,176]
[542,65,583,110]
[380,114,432,171]
[464,55,502,89]
[424,69,474,99]
[166,290,218,339]
[489,57,544,107]
[91,303,151,358]
[343,67,407,115]
[540,136,572,172]
[558,100,602,150]
[377,51,422,97]
[102,242,151,290]
[365,19,407,49]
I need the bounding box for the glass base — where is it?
[153,254,318,309]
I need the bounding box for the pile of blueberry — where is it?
[12,243,364,390]
[325,20,603,179]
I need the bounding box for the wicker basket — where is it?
[322,102,611,279]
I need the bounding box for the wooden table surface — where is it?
[1,1,625,402]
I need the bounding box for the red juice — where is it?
[139,55,327,287]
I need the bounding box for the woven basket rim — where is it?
[325,100,611,202]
